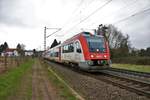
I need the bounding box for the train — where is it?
[44,32,111,71]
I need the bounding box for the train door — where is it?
[74,41,83,62]
[58,46,61,62]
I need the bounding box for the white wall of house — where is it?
[1,50,18,57]
[25,51,33,56]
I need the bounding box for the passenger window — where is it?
[75,42,82,53]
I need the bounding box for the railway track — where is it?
[92,68,150,98]
[98,68,150,84]
[109,68,150,77]
[92,72,150,98]
[45,60,150,98]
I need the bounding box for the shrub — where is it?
[112,57,150,65]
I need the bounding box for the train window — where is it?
[62,43,74,53]
[71,43,74,52]
[63,45,68,53]
[86,37,105,53]
[75,42,82,53]
[68,43,74,52]
[50,53,53,56]
[54,52,59,57]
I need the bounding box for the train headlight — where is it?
[104,55,107,58]
[91,54,94,58]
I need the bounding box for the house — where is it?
[25,50,33,56]
[1,48,19,56]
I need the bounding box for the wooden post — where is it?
[4,54,7,70]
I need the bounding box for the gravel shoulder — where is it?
[47,61,149,100]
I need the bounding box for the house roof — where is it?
[5,48,17,52]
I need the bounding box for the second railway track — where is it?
[45,60,150,98]
[105,68,150,82]
[92,71,150,98]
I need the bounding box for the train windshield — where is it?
[86,36,106,53]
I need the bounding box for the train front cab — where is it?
[78,32,111,71]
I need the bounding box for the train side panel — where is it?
[61,39,85,64]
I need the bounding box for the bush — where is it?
[112,56,150,65]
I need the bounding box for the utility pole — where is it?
[44,27,46,51]
[44,27,61,51]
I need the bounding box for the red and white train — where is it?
[44,32,111,71]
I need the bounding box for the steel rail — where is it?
[108,68,150,78]
[96,70,150,98]
[45,60,150,98]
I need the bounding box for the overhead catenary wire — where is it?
[55,0,110,38]
[46,28,62,38]
[59,0,98,33]
[86,0,139,28]
[61,0,84,28]
[48,0,149,39]
[113,7,150,25]
[65,0,113,34]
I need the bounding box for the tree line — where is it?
[96,24,150,58]
[0,42,25,56]
[96,24,150,65]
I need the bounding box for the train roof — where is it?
[62,32,104,44]
[46,32,104,50]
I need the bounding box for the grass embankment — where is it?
[42,61,77,100]
[112,64,150,73]
[0,59,34,99]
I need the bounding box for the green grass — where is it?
[48,69,77,100]
[0,59,34,100]
[26,67,32,100]
[112,63,150,73]
[43,62,77,100]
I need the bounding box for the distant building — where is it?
[1,48,18,56]
[25,50,33,56]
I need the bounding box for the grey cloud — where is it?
[0,0,35,27]
[113,0,150,49]
[116,10,150,49]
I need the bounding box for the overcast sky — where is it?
[0,0,150,50]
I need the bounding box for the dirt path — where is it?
[8,59,61,100]
[32,59,61,100]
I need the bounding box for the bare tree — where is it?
[104,24,130,49]
[97,24,131,57]
[16,43,25,56]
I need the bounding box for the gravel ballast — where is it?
[47,61,149,100]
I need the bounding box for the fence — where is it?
[0,56,29,73]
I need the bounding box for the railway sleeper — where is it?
[139,86,150,91]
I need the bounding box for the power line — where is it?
[79,0,112,24]
[114,7,150,25]
[46,28,61,38]
[59,0,97,33]
[65,0,113,33]
[60,0,84,29]
[55,0,106,37]
[62,0,99,28]
[86,0,139,27]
